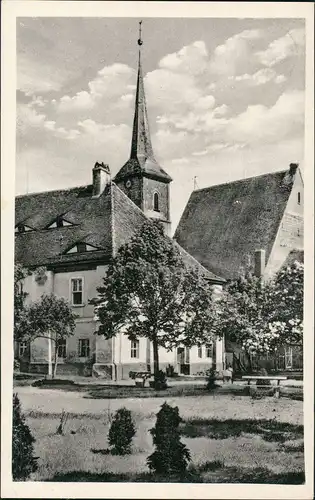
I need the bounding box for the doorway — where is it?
[177,347,190,375]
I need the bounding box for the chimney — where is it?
[92,162,111,197]
[254,249,266,278]
[289,163,299,176]
[282,163,299,187]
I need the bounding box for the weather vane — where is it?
[138,20,143,46]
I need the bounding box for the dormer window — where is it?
[153,192,160,212]
[65,242,99,254]
[46,216,74,229]
[15,224,34,234]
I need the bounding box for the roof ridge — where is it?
[193,169,288,194]
[15,184,92,199]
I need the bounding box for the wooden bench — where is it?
[129,371,151,387]
[242,375,287,398]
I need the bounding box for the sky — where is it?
[16,17,306,231]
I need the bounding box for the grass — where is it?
[181,418,304,443]
[13,384,304,483]
[49,467,305,484]
[23,408,304,482]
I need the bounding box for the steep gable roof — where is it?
[15,181,223,283]
[112,184,223,283]
[174,167,300,280]
[15,184,113,268]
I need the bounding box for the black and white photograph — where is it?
[1,1,314,498]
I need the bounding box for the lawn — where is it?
[14,385,304,483]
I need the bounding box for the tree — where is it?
[216,261,303,362]
[268,260,303,345]
[92,220,218,383]
[12,393,38,480]
[25,294,76,378]
[108,408,136,455]
[147,402,191,475]
[14,264,30,342]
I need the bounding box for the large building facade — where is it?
[15,40,225,379]
[15,31,304,378]
[175,164,304,372]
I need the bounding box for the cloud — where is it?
[17,102,81,142]
[224,90,304,145]
[146,69,203,114]
[229,68,287,86]
[17,54,67,94]
[152,89,304,165]
[210,29,263,76]
[56,63,135,114]
[159,40,208,75]
[16,103,46,135]
[256,28,305,67]
[43,120,80,140]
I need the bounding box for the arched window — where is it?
[153,192,160,212]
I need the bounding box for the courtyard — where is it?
[14,380,304,483]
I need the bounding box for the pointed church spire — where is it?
[114,21,172,184]
[130,21,154,161]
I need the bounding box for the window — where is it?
[66,242,99,254]
[297,192,301,205]
[206,344,213,358]
[71,278,83,305]
[47,216,74,229]
[19,341,28,357]
[198,346,203,358]
[78,339,90,357]
[153,192,160,212]
[131,340,139,359]
[57,339,67,358]
[15,224,33,234]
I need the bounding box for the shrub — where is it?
[166,364,176,377]
[82,355,95,377]
[147,402,191,475]
[12,393,38,481]
[154,370,168,390]
[13,359,20,373]
[108,408,136,455]
[206,367,217,390]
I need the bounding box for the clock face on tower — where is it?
[125,179,132,189]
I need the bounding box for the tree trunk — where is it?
[47,336,52,379]
[53,342,58,379]
[152,337,159,379]
[245,351,253,373]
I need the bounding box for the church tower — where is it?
[114,21,172,235]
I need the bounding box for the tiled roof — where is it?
[114,157,172,183]
[174,167,300,280]
[15,183,142,268]
[15,181,223,283]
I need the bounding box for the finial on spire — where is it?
[138,20,143,46]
